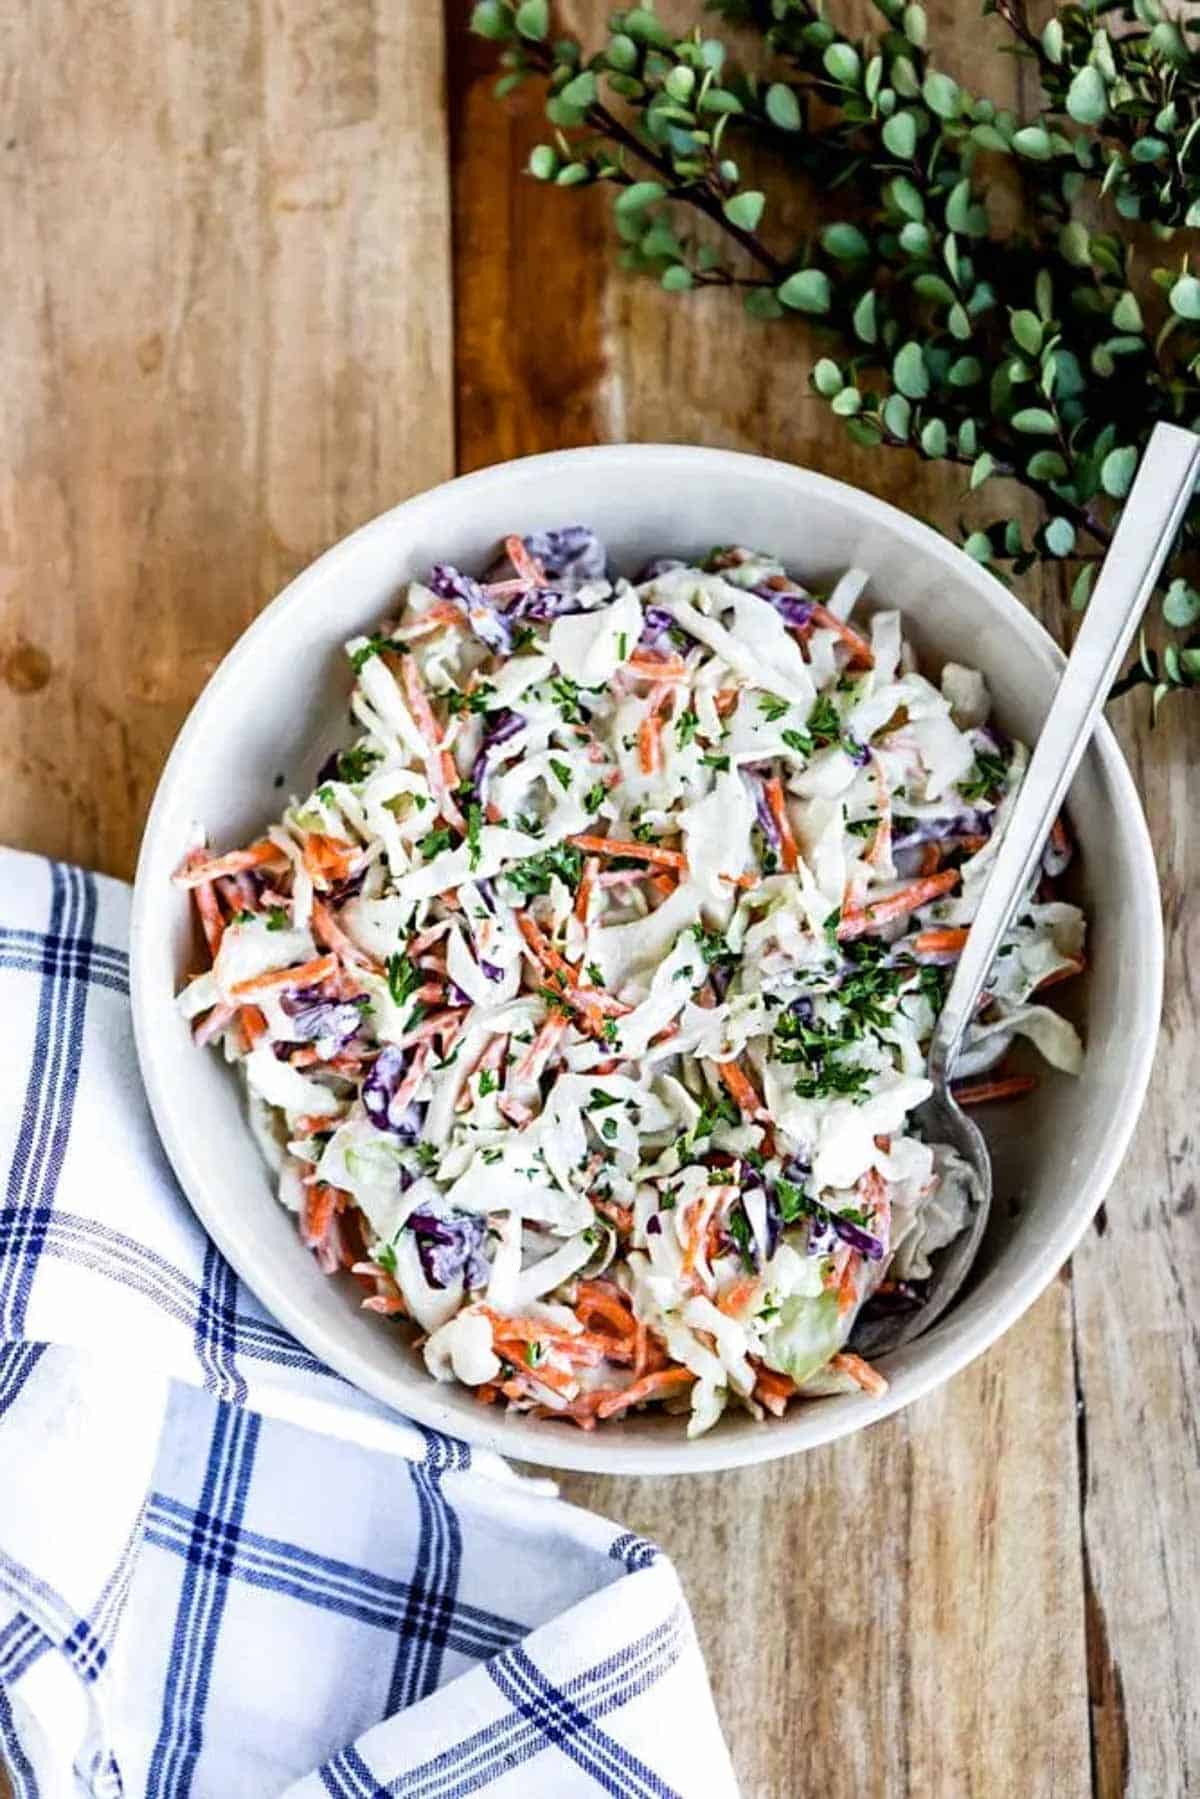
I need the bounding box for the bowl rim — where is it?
[131,443,1163,1475]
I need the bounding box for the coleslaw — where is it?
[175,528,1086,1436]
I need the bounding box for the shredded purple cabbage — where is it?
[362,1046,424,1140]
[646,1213,663,1236]
[843,734,871,769]
[753,584,815,630]
[752,777,782,850]
[406,1211,489,1290]
[278,988,362,1053]
[507,586,585,622]
[428,563,513,654]
[891,811,991,852]
[521,526,607,585]
[467,708,525,802]
[479,958,505,983]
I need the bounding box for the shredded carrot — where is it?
[712,1058,765,1121]
[574,1281,637,1340]
[719,870,761,890]
[230,953,338,998]
[594,1367,696,1419]
[913,926,970,957]
[311,898,378,971]
[953,1073,1037,1105]
[293,1112,338,1137]
[753,1365,796,1416]
[1049,815,1071,859]
[762,775,799,873]
[514,1011,570,1084]
[626,651,689,681]
[569,834,687,870]
[716,1278,760,1318]
[575,856,599,925]
[189,876,225,958]
[593,1198,634,1236]
[808,601,875,668]
[239,1005,268,1049]
[301,833,357,887]
[838,870,960,940]
[396,652,441,746]
[1036,955,1086,991]
[504,533,545,586]
[831,1351,889,1397]
[173,840,284,889]
[836,1256,860,1317]
[713,687,740,716]
[637,687,673,776]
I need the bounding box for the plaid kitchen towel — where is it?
[0,850,738,1799]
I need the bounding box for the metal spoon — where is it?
[852,421,1200,1360]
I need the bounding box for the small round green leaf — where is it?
[812,358,843,398]
[893,340,929,400]
[902,4,927,47]
[920,417,947,457]
[923,71,960,119]
[888,176,925,223]
[970,452,995,489]
[1169,275,1200,320]
[822,222,870,259]
[1058,221,1091,267]
[882,110,918,160]
[665,64,696,102]
[1101,445,1139,498]
[1071,565,1096,612]
[1163,578,1200,628]
[1066,65,1107,126]
[777,269,832,313]
[1012,407,1058,434]
[1026,449,1068,480]
[831,387,862,417]
[964,531,992,564]
[744,288,784,321]
[1010,310,1043,355]
[913,273,956,304]
[882,394,912,439]
[471,1,514,41]
[559,70,598,109]
[515,0,549,38]
[823,42,861,86]
[852,289,878,344]
[1041,18,1064,62]
[606,32,638,71]
[528,144,558,180]
[1111,291,1143,333]
[948,355,983,385]
[724,190,765,231]
[1011,126,1053,161]
[765,82,802,131]
[556,161,589,187]
[899,221,930,256]
[615,180,666,215]
[1044,517,1076,557]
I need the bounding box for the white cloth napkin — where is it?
[0,849,738,1798]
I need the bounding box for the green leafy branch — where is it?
[472,0,1200,709]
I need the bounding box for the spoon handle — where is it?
[927,421,1200,1087]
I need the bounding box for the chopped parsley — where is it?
[443,682,495,717]
[549,757,573,792]
[350,634,405,673]
[691,924,735,969]
[375,1243,398,1276]
[846,816,879,838]
[781,728,813,757]
[478,1068,498,1096]
[386,953,420,1008]
[549,675,587,722]
[586,961,604,984]
[583,781,607,814]
[511,624,538,653]
[466,802,483,872]
[775,1176,810,1223]
[587,1090,622,1110]
[793,1060,871,1100]
[701,752,731,772]
[414,1141,438,1171]
[675,708,700,748]
[524,1340,544,1367]
[418,826,456,860]
[957,748,1009,804]
[265,907,290,932]
[759,693,789,723]
[600,1117,618,1142]
[336,744,382,783]
[806,694,843,747]
[505,842,585,896]
[726,1202,756,1273]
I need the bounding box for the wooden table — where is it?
[2,5,1196,1794]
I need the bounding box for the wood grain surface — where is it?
[1,2,1196,1795]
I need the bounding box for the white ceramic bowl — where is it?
[131,445,1162,1475]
